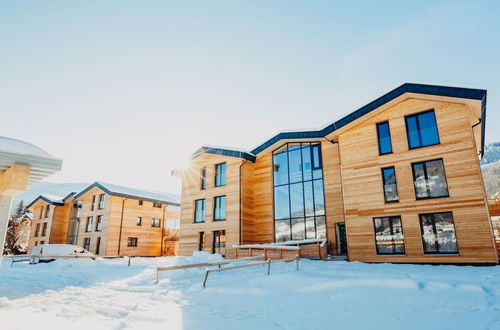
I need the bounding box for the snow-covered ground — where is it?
[0,253,499,330]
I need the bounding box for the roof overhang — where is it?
[192,146,256,162]
[249,83,487,157]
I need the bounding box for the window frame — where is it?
[85,216,93,232]
[201,167,207,190]
[136,216,142,226]
[98,194,106,210]
[405,109,440,150]
[151,218,161,228]
[127,237,138,247]
[419,211,459,255]
[198,232,204,251]
[194,199,205,223]
[411,158,450,200]
[35,223,40,237]
[41,222,48,236]
[372,216,406,255]
[381,166,399,203]
[95,215,103,232]
[213,195,227,221]
[215,162,227,187]
[45,205,50,218]
[376,121,393,155]
[83,237,91,251]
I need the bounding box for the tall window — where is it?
[42,222,48,236]
[381,167,399,202]
[83,237,91,251]
[373,216,405,255]
[136,216,142,226]
[405,110,440,149]
[412,159,449,199]
[194,199,205,223]
[419,212,458,254]
[127,237,138,247]
[96,237,101,255]
[98,194,106,209]
[45,205,50,218]
[91,195,96,211]
[376,121,392,155]
[39,206,44,219]
[35,223,40,237]
[273,142,326,242]
[212,230,226,256]
[215,163,226,187]
[214,196,226,221]
[152,218,161,227]
[96,215,103,232]
[85,216,93,232]
[198,232,204,251]
[201,167,207,190]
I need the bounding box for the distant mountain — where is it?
[481,142,500,198]
[13,182,90,208]
[481,142,500,165]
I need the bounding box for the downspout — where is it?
[238,160,248,245]
[471,118,498,261]
[472,118,482,157]
[117,198,127,256]
[160,204,166,256]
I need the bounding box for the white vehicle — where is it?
[30,244,94,263]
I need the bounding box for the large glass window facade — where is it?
[373,216,405,255]
[419,212,458,254]
[412,159,449,199]
[273,142,326,242]
[405,110,440,149]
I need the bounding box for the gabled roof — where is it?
[192,146,256,162]
[250,83,487,155]
[73,181,180,206]
[26,194,65,209]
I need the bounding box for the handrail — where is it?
[202,254,299,288]
[203,260,271,288]
[155,254,265,283]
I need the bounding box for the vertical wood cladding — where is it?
[338,98,497,263]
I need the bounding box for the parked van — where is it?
[30,244,94,263]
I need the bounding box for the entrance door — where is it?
[337,223,347,255]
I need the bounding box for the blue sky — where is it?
[1,0,499,193]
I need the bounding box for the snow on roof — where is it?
[39,194,65,204]
[0,136,60,161]
[74,182,180,205]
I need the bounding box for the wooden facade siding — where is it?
[28,186,180,257]
[178,91,497,264]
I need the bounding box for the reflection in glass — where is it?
[373,216,405,254]
[272,142,327,242]
[420,212,457,254]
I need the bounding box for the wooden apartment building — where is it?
[27,182,180,256]
[177,83,498,264]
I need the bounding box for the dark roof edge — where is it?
[26,195,65,210]
[250,83,487,155]
[192,146,256,162]
[73,182,180,206]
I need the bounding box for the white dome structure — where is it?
[0,136,62,186]
[0,136,62,257]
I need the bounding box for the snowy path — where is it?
[0,254,499,330]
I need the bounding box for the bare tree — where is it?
[3,201,30,255]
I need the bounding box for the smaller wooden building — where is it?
[27,182,180,256]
